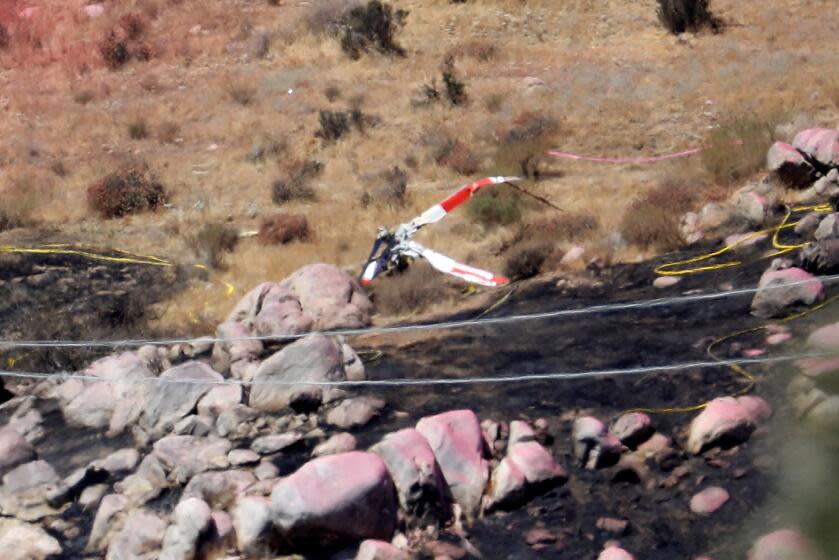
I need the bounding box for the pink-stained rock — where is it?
[525,528,557,545]
[312,432,357,457]
[508,420,536,445]
[767,141,815,188]
[0,428,36,471]
[748,529,822,560]
[573,416,622,469]
[232,496,272,554]
[560,246,585,267]
[751,267,823,319]
[356,539,410,560]
[686,396,771,454]
[416,410,489,521]
[485,438,567,511]
[82,4,105,18]
[197,384,242,417]
[793,128,839,168]
[766,332,792,346]
[279,263,372,330]
[598,545,635,560]
[690,486,730,515]
[211,510,233,542]
[744,348,766,358]
[609,412,653,448]
[18,7,38,18]
[249,334,347,413]
[270,452,397,547]
[371,428,450,524]
[215,320,264,367]
[597,517,629,535]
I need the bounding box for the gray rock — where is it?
[279,263,372,330]
[609,412,654,448]
[215,404,259,438]
[197,384,242,417]
[106,510,166,560]
[0,460,60,520]
[87,494,129,552]
[174,415,213,437]
[800,239,839,274]
[271,452,397,547]
[255,461,280,481]
[795,212,823,237]
[153,436,232,484]
[93,448,140,475]
[485,435,567,512]
[751,266,824,318]
[79,483,109,510]
[326,397,385,429]
[115,454,168,506]
[249,335,347,413]
[251,432,303,454]
[46,465,108,507]
[312,432,357,457]
[141,361,224,435]
[182,470,256,509]
[159,497,213,560]
[815,213,839,241]
[229,449,261,466]
[0,518,62,560]
[0,428,36,471]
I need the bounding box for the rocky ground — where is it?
[2,128,839,559]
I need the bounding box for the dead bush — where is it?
[119,13,146,40]
[361,166,408,208]
[620,180,696,251]
[505,111,561,144]
[657,0,721,34]
[701,113,777,184]
[157,121,180,144]
[186,223,239,269]
[315,109,369,142]
[258,214,310,245]
[87,163,167,219]
[324,84,342,102]
[341,0,409,60]
[128,118,149,139]
[100,31,130,70]
[504,242,552,280]
[373,262,448,316]
[272,160,322,205]
[488,111,561,180]
[227,79,257,105]
[441,56,467,106]
[437,140,479,175]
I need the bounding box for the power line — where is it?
[1,273,837,349]
[0,351,829,388]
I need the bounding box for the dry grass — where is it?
[620,179,697,251]
[372,261,450,316]
[0,0,837,334]
[701,111,780,185]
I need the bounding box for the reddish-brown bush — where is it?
[87,164,167,218]
[437,140,479,175]
[258,214,310,245]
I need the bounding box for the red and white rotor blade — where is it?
[419,246,508,287]
[412,176,521,228]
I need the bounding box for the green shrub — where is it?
[468,187,522,228]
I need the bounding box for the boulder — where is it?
[214,320,264,367]
[153,436,232,484]
[572,416,622,469]
[793,128,839,168]
[93,448,140,475]
[279,263,372,330]
[59,351,155,434]
[0,518,62,560]
[690,486,730,515]
[609,412,653,448]
[815,213,839,241]
[326,397,385,429]
[800,239,839,274]
[197,384,242,417]
[416,410,489,521]
[87,494,129,552]
[141,361,224,435]
[748,529,821,560]
[115,454,168,506]
[270,452,397,548]
[182,470,256,509]
[232,496,273,555]
[767,141,815,188]
[751,267,823,318]
[106,510,166,560]
[687,396,771,454]
[159,497,213,560]
[251,432,303,454]
[313,432,357,457]
[0,428,36,471]
[249,334,349,412]
[0,459,60,521]
[370,428,450,524]
[485,437,567,511]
